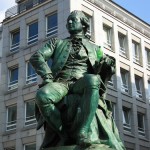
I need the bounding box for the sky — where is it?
[113,0,150,24]
[0,1,16,23]
[0,0,150,24]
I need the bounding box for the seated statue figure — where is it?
[30,10,125,149]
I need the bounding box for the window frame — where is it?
[103,25,112,49]
[26,61,37,84]
[25,100,36,126]
[24,143,36,150]
[46,13,58,38]
[6,105,17,131]
[132,40,140,64]
[135,75,143,99]
[137,112,146,137]
[10,29,20,52]
[118,33,126,57]
[27,21,38,45]
[112,103,116,120]
[107,75,114,88]
[145,47,150,69]
[148,81,150,101]
[122,107,131,132]
[83,13,92,38]
[120,69,129,94]
[4,147,15,150]
[8,66,18,90]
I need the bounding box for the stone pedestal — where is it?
[43,144,114,150]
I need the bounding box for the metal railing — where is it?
[5,0,49,19]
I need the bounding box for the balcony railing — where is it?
[5,0,49,19]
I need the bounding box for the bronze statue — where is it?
[30,10,125,149]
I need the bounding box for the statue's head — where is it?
[66,10,89,36]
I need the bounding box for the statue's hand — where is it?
[104,56,115,67]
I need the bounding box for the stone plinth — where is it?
[43,144,114,150]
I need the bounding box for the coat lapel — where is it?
[82,38,97,67]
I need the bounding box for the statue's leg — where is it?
[70,74,101,146]
[35,82,68,134]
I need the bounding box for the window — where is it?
[122,107,131,132]
[137,113,145,136]
[28,21,38,45]
[120,69,129,93]
[26,62,37,84]
[84,13,92,37]
[112,103,116,120]
[24,143,36,150]
[6,105,17,131]
[135,75,143,99]
[46,13,58,37]
[8,67,18,90]
[107,75,114,87]
[118,33,126,57]
[25,101,36,126]
[132,41,140,64]
[145,48,150,69]
[10,30,20,52]
[148,81,150,101]
[4,148,15,150]
[103,25,112,49]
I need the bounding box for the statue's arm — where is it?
[29,38,57,81]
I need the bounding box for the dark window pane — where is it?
[47,13,57,37]
[10,68,18,83]
[29,22,38,38]
[26,101,35,119]
[8,106,17,123]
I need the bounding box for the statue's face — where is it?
[67,15,83,34]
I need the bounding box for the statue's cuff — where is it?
[42,73,53,80]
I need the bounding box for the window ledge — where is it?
[146,67,150,71]
[22,124,36,131]
[119,54,129,60]
[124,131,135,138]
[6,50,19,57]
[4,88,18,95]
[121,91,132,98]
[25,41,38,49]
[133,61,143,67]
[107,85,117,92]
[45,34,58,40]
[23,82,38,89]
[138,136,149,142]
[104,46,114,52]
[136,98,146,103]
[3,129,16,136]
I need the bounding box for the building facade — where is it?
[0,0,150,149]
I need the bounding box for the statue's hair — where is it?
[67,10,90,37]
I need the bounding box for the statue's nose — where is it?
[68,20,73,24]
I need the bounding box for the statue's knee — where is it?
[85,74,101,87]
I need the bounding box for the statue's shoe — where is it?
[77,132,101,148]
[77,133,92,147]
[77,137,91,147]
